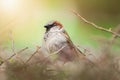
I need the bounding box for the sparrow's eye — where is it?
[53,23,57,26]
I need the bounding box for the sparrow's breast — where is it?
[44,32,67,53]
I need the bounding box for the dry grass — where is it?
[0,38,119,80]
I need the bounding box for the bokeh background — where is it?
[0,0,120,50]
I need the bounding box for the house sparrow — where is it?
[42,20,85,63]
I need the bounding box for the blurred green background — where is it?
[0,0,120,49]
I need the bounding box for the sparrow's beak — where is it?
[44,24,49,28]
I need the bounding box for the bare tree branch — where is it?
[71,10,120,38]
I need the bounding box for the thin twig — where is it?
[8,31,27,64]
[17,47,28,54]
[9,31,16,54]
[15,47,29,64]
[6,47,28,62]
[42,45,66,64]
[76,45,97,65]
[0,47,28,66]
[25,47,41,64]
[71,9,120,38]
[110,24,120,44]
[47,45,66,58]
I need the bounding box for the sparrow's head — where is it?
[44,20,63,32]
